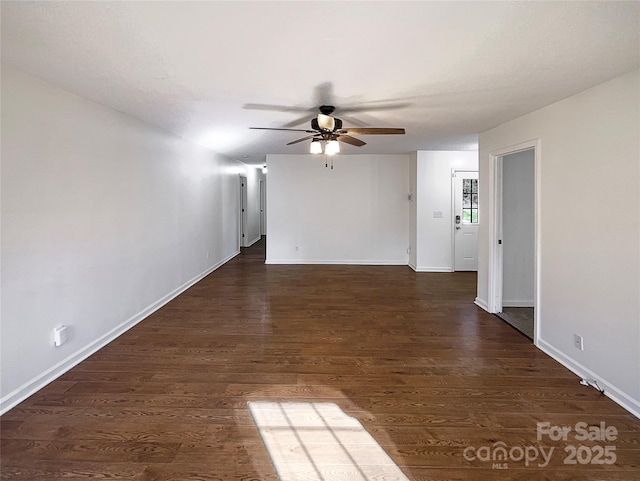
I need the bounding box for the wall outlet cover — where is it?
[53,325,68,347]
[574,334,583,351]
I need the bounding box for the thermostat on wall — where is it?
[53,325,68,347]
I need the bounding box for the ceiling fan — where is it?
[250,105,405,155]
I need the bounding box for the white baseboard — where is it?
[265,259,407,266]
[0,250,240,415]
[537,339,640,419]
[246,236,262,247]
[377,262,453,273]
[413,266,454,272]
[474,297,489,311]
[502,299,534,307]
[475,299,639,418]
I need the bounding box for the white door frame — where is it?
[451,169,479,271]
[487,139,541,344]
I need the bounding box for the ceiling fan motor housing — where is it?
[312,116,342,132]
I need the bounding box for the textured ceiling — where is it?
[2,1,638,166]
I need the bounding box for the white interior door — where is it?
[259,180,266,236]
[453,171,479,271]
[240,176,247,247]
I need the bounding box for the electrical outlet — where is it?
[53,325,68,347]
[574,334,583,351]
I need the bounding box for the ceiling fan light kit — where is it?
[251,104,406,164]
[325,139,340,156]
[309,139,323,154]
[309,138,340,156]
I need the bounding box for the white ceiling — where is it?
[2,1,638,166]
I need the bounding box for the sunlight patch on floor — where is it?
[248,401,409,481]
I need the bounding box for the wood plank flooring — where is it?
[2,237,639,480]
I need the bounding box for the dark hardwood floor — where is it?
[2,237,639,480]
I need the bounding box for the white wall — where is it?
[266,154,409,264]
[412,151,478,271]
[0,67,255,413]
[477,70,640,416]
[502,149,535,306]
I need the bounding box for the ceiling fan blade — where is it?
[286,135,319,146]
[250,127,316,133]
[336,114,369,127]
[338,101,413,114]
[244,103,312,114]
[282,113,316,128]
[336,135,366,147]
[341,128,405,135]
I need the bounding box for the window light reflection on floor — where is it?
[248,401,410,481]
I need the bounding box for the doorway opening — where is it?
[488,141,539,342]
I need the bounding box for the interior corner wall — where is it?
[265,154,409,265]
[477,69,640,416]
[0,67,251,413]
[408,152,418,269]
[413,151,478,272]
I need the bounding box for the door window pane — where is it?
[462,177,478,224]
